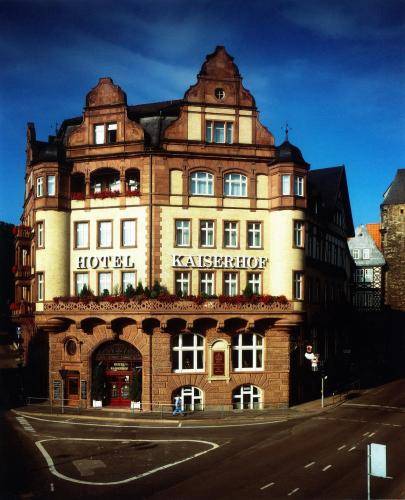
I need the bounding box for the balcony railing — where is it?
[13,265,32,279]
[10,301,35,316]
[13,225,32,239]
[71,189,141,201]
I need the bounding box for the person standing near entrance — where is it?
[173,395,183,416]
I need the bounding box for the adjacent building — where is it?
[12,46,354,410]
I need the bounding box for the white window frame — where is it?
[233,384,262,409]
[36,177,44,197]
[363,248,370,260]
[206,121,233,144]
[75,273,89,295]
[98,272,112,295]
[224,222,238,248]
[294,176,304,197]
[37,222,44,248]
[107,123,117,143]
[98,221,112,248]
[200,220,215,248]
[37,273,44,301]
[177,386,204,411]
[200,272,214,295]
[175,271,190,295]
[47,175,56,196]
[247,222,262,248]
[294,221,304,248]
[247,272,261,294]
[353,249,360,260]
[224,173,247,197]
[293,271,304,300]
[94,124,105,145]
[281,174,291,195]
[232,333,264,371]
[175,220,191,247]
[223,272,238,296]
[122,219,136,247]
[122,271,136,292]
[172,333,204,373]
[75,222,89,249]
[190,172,214,196]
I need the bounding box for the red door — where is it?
[66,374,80,406]
[106,373,131,406]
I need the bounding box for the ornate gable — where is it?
[86,77,127,108]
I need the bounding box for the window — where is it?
[172,333,204,372]
[223,272,238,296]
[233,385,262,409]
[281,174,291,195]
[37,222,44,248]
[224,173,247,197]
[75,222,89,249]
[75,273,89,295]
[122,272,136,292]
[175,271,190,296]
[232,333,263,371]
[94,124,105,144]
[293,271,304,300]
[37,273,44,301]
[294,176,304,196]
[175,386,204,411]
[353,249,360,260]
[355,268,373,283]
[247,273,261,294]
[200,220,215,247]
[98,272,112,295]
[294,221,304,248]
[98,221,112,248]
[247,222,262,248]
[190,172,213,196]
[206,121,233,144]
[47,175,56,196]
[224,222,238,248]
[215,88,225,100]
[36,177,44,197]
[107,123,117,143]
[200,272,214,295]
[175,220,190,247]
[122,220,136,247]
[363,248,370,260]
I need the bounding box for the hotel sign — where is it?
[77,255,135,269]
[172,254,268,270]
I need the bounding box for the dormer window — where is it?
[36,177,44,197]
[206,121,233,144]
[94,124,105,144]
[363,248,370,260]
[294,176,304,197]
[107,123,117,143]
[94,123,117,145]
[353,249,360,260]
[215,88,225,100]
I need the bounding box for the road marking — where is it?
[16,416,36,434]
[369,432,376,437]
[348,446,356,452]
[288,488,299,496]
[338,445,346,450]
[14,410,286,430]
[35,438,220,486]
[343,403,405,411]
[50,483,54,492]
[260,482,275,490]
[304,461,315,468]
[323,465,332,471]
[363,432,370,436]
[178,422,182,428]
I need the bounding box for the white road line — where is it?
[348,446,356,452]
[323,465,332,471]
[288,488,299,496]
[369,432,376,437]
[178,422,182,428]
[363,432,370,436]
[338,445,346,450]
[304,461,315,468]
[50,483,54,492]
[260,482,275,490]
[36,438,220,486]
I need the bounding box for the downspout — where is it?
[148,150,153,410]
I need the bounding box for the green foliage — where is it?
[124,284,135,298]
[112,284,121,296]
[135,281,144,295]
[79,284,94,298]
[243,284,254,298]
[102,288,110,297]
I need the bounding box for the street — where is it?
[1,379,405,499]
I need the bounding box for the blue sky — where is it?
[0,0,404,226]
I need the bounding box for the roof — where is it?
[366,223,382,250]
[128,100,183,119]
[382,169,405,205]
[275,140,308,166]
[348,225,385,266]
[308,166,355,236]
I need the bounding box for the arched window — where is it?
[233,385,262,409]
[190,171,213,196]
[232,333,263,370]
[224,173,247,197]
[174,386,204,411]
[172,333,204,372]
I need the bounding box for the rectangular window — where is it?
[94,124,105,144]
[122,220,136,247]
[37,222,44,248]
[175,271,190,296]
[107,123,117,143]
[200,272,214,295]
[122,272,136,292]
[363,248,370,260]
[293,271,304,300]
[281,174,291,195]
[247,222,262,248]
[224,222,238,248]
[37,273,44,301]
[47,175,56,196]
[294,176,304,197]
[75,222,89,249]
[98,272,112,295]
[364,268,373,282]
[75,273,89,295]
[353,249,360,260]
[36,177,44,197]
[200,220,214,247]
[294,221,304,248]
[98,221,112,248]
[175,220,191,247]
[247,273,261,294]
[224,272,238,296]
[206,121,233,144]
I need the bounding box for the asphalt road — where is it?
[2,379,405,499]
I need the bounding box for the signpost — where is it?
[367,443,392,500]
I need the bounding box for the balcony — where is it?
[10,301,35,317]
[13,225,32,240]
[13,265,32,279]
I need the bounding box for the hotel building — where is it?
[12,46,354,409]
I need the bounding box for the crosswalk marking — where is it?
[16,416,36,434]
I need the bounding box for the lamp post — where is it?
[59,369,68,414]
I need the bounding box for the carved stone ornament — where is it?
[86,77,127,108]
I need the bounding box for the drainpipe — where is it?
[148,152,153,289]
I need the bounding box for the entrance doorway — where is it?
[92,340,142,407]
[65,372,80,406]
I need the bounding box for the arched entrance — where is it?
[92,340,142,407]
